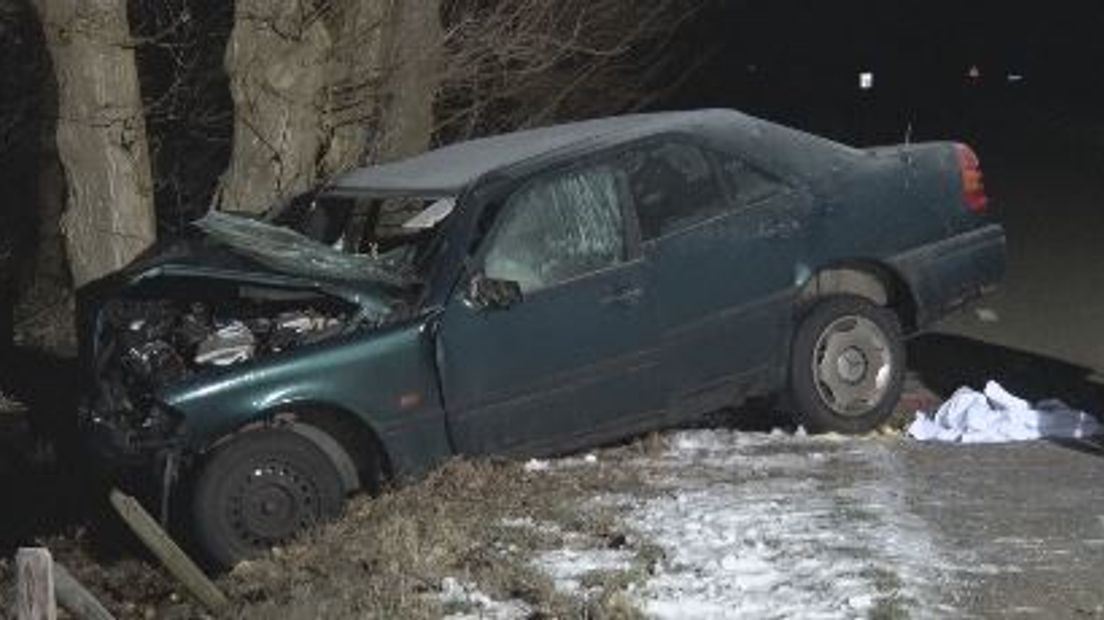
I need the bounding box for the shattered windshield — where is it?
[195,193,457,288]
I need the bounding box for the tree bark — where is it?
[32,0,155,287]
[218,0,333,213]
[317,0,391,179]
[220,0,444,214]
[373,0,443,163]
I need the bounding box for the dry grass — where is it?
[219,446,663,619]
[0,448,662,619]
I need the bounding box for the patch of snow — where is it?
[440,577,530,620]
[499,516,539,529]
[909,381,1102,443]
[499,517,565,538]
[523,459,550,472]
[555,452,602,469]
[534,548,634,593]
[626,431,958,617]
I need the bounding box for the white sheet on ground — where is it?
[908,381,1101,443]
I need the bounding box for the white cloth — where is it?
[908,381,1102,443]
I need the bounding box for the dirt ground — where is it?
[3,101,1104,618]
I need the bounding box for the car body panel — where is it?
[437,258,661,455]
[156,319,453,477]
[646,186,813,417]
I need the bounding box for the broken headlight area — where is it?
[87,287,355,445]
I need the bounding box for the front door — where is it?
[437,162,659,456]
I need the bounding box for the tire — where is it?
[191,428,346,569]
[788,295,905,434]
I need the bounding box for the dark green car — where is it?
[77,110,1005,566]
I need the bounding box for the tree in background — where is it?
[32,0,156,287]
[439,0,700,141]
[217,0,443,214]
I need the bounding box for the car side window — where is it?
[718,154,786,207]
[622,141,727,240]
[483,164,625,294]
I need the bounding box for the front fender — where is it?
[158,319,453,478]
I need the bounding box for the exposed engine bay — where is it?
[89,284,357,440]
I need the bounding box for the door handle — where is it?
[601,286,644,307]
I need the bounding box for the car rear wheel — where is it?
[788,295,905,434]
[191,428,346,568]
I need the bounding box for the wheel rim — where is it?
[229,460,321,549]
[811,314,893,417]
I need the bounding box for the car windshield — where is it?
[194,192,457,288]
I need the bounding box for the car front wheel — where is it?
[191,428,346,568]
[788,295,905,434]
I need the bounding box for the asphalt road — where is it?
[901,439,1104,618]
[898,102,1104,618]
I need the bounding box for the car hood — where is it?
[87,217,414,321]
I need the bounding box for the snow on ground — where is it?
[446,428,1010,618]
[513,429,969,618]
[534,548,635,593]
[619,430,961,618]
[439,577,532,620]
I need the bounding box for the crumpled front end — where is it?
[76,272,388,469]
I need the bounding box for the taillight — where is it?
[955,143,989,214]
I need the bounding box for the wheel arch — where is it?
[203,402,393,496]
[798,261,919,334]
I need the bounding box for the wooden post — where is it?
[54,563,115,620]
[108,489,229,614]
[15,548,56,620]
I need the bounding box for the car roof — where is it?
[327,109,776,197]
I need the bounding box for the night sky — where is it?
[673,1,1104,143]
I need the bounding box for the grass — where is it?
[218,444,666,619]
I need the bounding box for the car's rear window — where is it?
[621,142,728,240]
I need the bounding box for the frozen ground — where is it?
[442,425,1104,620]
[617,431,960,618]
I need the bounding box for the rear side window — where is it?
[483,165,625,294]
[622,142,727,240]
[718,155,786,207]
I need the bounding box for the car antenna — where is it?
[900,117,915,179]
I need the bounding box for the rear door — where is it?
[626,139,811,415]
[437,161,660,455]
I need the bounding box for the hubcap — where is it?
[230,461,320,548]
[812,315,893,416]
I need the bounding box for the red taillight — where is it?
[955,143,989,214]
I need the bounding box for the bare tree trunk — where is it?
[218,0,333,214]
[374,0,443,163]
[220,0,444,213]
[317,0,390,179]
[32,0,156,287]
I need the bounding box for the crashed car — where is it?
[77,109,1005,566]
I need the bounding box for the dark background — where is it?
[677,0,1103,143]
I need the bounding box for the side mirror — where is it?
[468,274,523,310]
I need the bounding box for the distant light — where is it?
[746,64,758,73]
[1007,73,1025,83]
[967,65,981,80]
[859,72,874,90]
